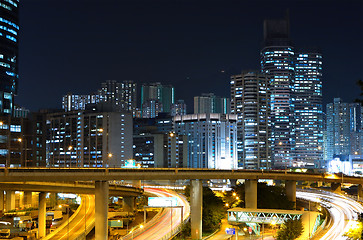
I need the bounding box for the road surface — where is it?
[121,187,190,240]
[45,194,95,240]
[297,189,363,240]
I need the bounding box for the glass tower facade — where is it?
[294,52,323,167]
[0,0,19,115]
[230,71,271,169]
[140,82,175,113]
[261,18,295,169]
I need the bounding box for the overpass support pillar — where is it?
[5,191,15,211]
[18,192,24,209]
[285,180,296,209]
[24,192,33,208]
[0,191,3,211]
[95,181,109,240]
[123,197,135,213]
[191,179,202,240]
[38,192,46,238]
[331,182,341,193]
[358,184,363,200]
[245,179,257,209]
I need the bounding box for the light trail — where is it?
[121,187,190,240]
[297,189,363,240]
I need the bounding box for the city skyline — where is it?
[17,0,362,111]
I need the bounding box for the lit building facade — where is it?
[0,0,19,114]
[140,82,174,113]
[194,93,230,114]
[171,99,187,116]
[294,52,323,167]
[142,99,163,118]
[62,80,137,113]
[174,113,238,169]
[46,110,133,167]
[230,71,271,169]
[133,133,187,168]
[261,17,295,169]
[326,98,351,160]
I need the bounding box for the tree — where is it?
[344,221,363,240]
[276,219,304,240]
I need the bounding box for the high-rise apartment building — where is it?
[46,110,133,167]
[174,113,238,169]
[261,17,295,169]
[326,98,352,160]
[62,93,99,112]
[133,133,187,168]
[140,83,174,113]
[194,93,230,114]
[230,71,271,169]
[294,52,323,167]
[0,0,19,114]
[142,99,163,118]
[171,100,187,116]
[62,80,137,113]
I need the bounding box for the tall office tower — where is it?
[46,110,133,167]
[194,93,230,114]
[230,71,271,169]
[261,16,295,169]
[62,93,99,112]
[171,99,187,116]
[140,82,174,113]
[326,98,350,160]
[0,0,19,115]
[294,52,323,167]
[142,99,163,118]
[174,113,238,169]
[349,103,363,155]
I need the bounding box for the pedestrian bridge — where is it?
[227,208,304,224]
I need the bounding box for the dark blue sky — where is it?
[17,0,363,111]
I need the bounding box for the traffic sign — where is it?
[225,228,235,235]
[248,227,252,234]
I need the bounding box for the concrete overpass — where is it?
[1,167,362,240]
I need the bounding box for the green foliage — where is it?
[257,183,295,210]
[276,219,304,240]
[174,220,191,239]
[344,221,363,240]
[202,187,225,232]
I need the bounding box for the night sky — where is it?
[17,0,363,112]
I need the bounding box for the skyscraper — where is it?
[261,16,295,169]
[294,51,323,167]
[174,113,238,169]
[194,93,230,114]
[140,82,174,113]
[0,0,19,114]
[326,98,350,160]
[230,71,271,169]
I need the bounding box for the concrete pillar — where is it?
[331,182,341,193]
[191,180,202,240]
[285,180,296,209]
[95,181,109,240]
[24,192,33,208]
[5,191,15,211]
[123,197,135,213]
[358,184,363,199]
[38,192,46,238]
[0,191,4,211]
[18,192,24,209]
[245,179,257,209]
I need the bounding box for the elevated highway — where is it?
[0,181,143,196]
[0,167,361,184]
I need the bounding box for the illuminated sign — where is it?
[148,197,178,207]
